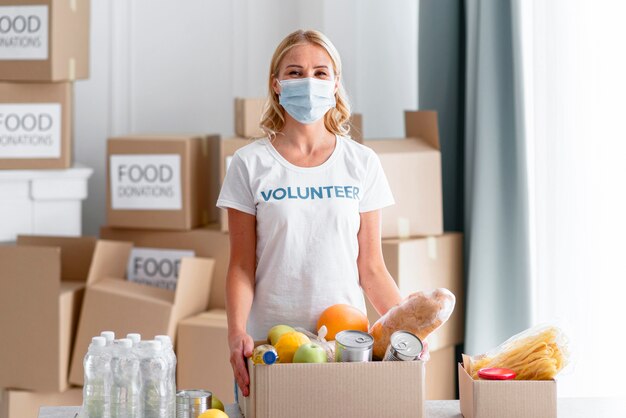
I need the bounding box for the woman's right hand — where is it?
[229,330,255,397]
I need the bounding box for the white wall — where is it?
[75,0,418,235]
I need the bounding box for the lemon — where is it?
[198,409,229,418]
[274,331,311,363]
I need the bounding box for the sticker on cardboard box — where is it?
[0,6,49,60]
[0,103,61,158]
[110,154,183,210]
[126,247,195,290]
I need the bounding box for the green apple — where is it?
[211,395,224,411]
[268,324,295,345]
[293,343,327,363]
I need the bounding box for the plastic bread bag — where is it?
[294,326,336,362]
[369,288,456,360]
[465,324,570,380]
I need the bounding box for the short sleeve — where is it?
[359,151,395,213]
[216,152,256,215]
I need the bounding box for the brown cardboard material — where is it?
[0,0,89,81]
[0,388,82,418]
[106,134,220,230]
[366,233,464,351]
[458,363,557,418]
[219,137,254,232]
[0,235,96,391]
[0,82,72,169]
[69,240,215,386]
[176,310,233,404]
[239,357,425,418]
[426,345,457,400]
[349,113,363,143]
[366,110,443,238]
[234,98,266,138]
[99,223,230,310]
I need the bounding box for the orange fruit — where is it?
[274,331,310,363]
[317,304,369,341]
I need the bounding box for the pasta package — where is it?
[467,325,569,380]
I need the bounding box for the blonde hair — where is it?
[260,29,352,140]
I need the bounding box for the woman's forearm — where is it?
[361,265,402,317]
[226,265,255,335]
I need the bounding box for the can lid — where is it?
[263,350,278,365]
[390,330,423,360]
[335,330,374,349]
[478,367,517,380]
[176,389,212,404]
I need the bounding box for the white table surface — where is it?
[38,398,626,418]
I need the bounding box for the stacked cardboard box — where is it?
[0,1,92,415]
[363,111,464,399]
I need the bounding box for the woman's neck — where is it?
[278,115,333,153]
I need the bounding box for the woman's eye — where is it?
[316,72,328,77]
[288,71,301,76]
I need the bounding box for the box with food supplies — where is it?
[238,288,456,418]
[459,325,568,418]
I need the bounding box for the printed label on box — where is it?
[126,247,195,290]
[110,154,183,210]
[0,6,49,60]
[0,103,61,158]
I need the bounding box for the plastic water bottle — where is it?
[101,331,115,346]
[80,336,111,418]
[155,334,177,415]
[139,340,168,418]
[110,338,141,418]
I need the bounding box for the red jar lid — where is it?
[478,367,517,380]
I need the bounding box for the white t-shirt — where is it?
[216,134,395,340]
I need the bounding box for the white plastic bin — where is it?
[0,164,93,242]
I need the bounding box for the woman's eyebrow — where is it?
[286,64,303,69]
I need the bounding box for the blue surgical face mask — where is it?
[278,77,336,124]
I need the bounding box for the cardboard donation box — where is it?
[0,388,83,418]
[0,164,92,242]
[235,98,266,138]
[366,233,464,351]
[239,358,425,418]
[0,0,89,81]
[367,111,443,238]
[0,82,72,169]
[106,134,220,230]
[99,223,230,310]
[0,235,97,391]
[219,137,252,232]
[458,363,557,418]
[69,240,215,386]
[177,310,233,404]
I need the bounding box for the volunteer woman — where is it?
[217,29,402,397]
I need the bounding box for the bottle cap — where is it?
[263,350,277,365]
[115,338,133,349]
[91,336,106,347]
[478,367,517,380]
[155,335,172,345]
[143,340,162,350]
[126,333,141,344]
[100,331,115,342]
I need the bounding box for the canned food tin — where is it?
[383,330,423,361]
[335,330,374,362]
[176,389,212,418]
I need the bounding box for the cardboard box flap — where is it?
[86,240,133,286]
[93,278,175,304]
[17,235,97,282]
[169,257,215,335]
[405,110,440,150]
